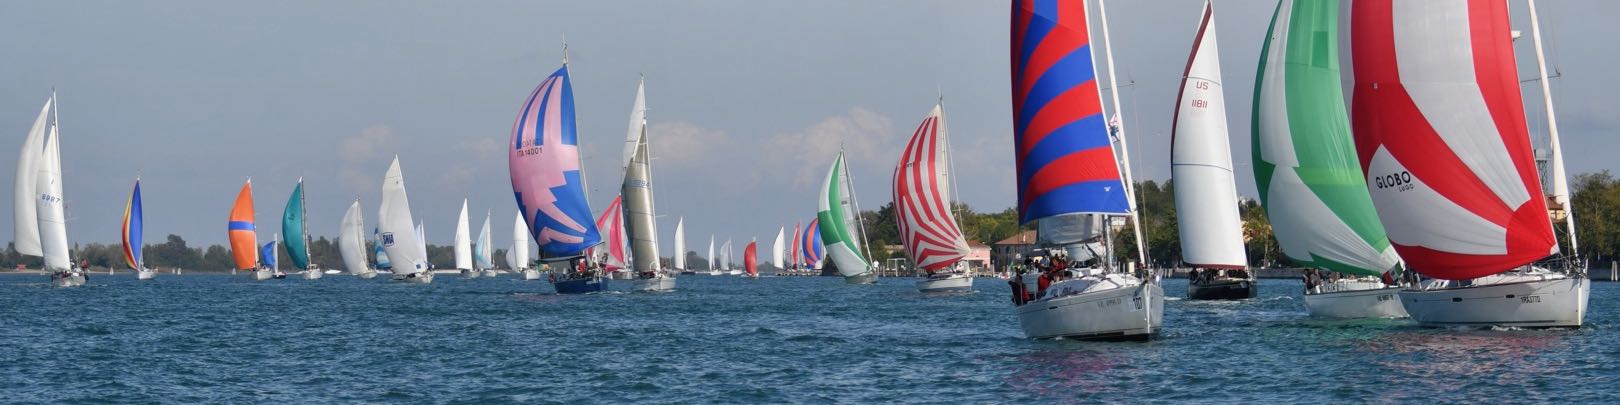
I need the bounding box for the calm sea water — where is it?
[2,273,1615,403]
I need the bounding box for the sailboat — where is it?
[227,180,271,281]
[771,227,784,277]
[262,237,280,279]
[707,236,720,276]
[744,239,759,279]
[477,210,498,278]
[373,227,392,272]
[1010,0,1163,340]
[592,194,631,280]
[378,157,432,283]
[509,56,605,294]
[281,178,320,280]
[802,218,825,274]
[510,212,538,280]
[14,93,85,287]
[1346,0,1585,327]
[818,152,876,284]
[1253,0,1404,317]
[724,239,741,276]
[674,217,692,275]
[896,102,974,293]
[621,78,676,292]
[124,178,155,280]
[454,199,478,278]
[1172,1,1253,300]
[338,200,378,279]
[787,222,801,275]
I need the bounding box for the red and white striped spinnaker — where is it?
[1344,0,1555,280]
[590,194,629,271]
[893,104,970,274]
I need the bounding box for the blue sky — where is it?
[1,0,1615,252]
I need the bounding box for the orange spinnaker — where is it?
[227,180,258,270]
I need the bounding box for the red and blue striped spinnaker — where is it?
[509,65,601,259]
[1011,0,1130,224]
[801,218,823,266]
[121,179,143,270]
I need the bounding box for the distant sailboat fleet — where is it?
[6,0,1592,339]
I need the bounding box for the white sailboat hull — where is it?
[251,269,273,281]
[520,269,541,281]
[393,271,434,284]
[1017,274,1163,341]
[916,273,973,293]
[631,275,677,292]
[1399,274,1587,328]
[708,270,722,276]
[50,271,86,288]
[727,269,742,276]
[481,269,499,278]
[1304,281,1407,319]
[844,272,876,285]
[356,270,378,279]
[136,269,156,281]
[462,269,482,279]
[303,269,322,280]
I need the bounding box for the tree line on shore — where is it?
[8,170,1618,272]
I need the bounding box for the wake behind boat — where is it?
[1008,0,1161,340]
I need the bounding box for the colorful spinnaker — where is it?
[228,180,259,271]
[817,153,872,278]
[744,240,758,277]
[1345,0,1554,280]
[1170,1,1247,270]
[121,178,144,271]
[801,218,824,268]
[261,240,278,271]
[1252,0,1400,277]
[510,64,601,260]
[591,194,628,270]
[894,103,971,274]
[281,178,312,270]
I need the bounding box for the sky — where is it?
[1,0,1616,254]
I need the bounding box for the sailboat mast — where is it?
[300,178,312,268]
[939,96,966,232]
[1527,0,1578,260]
[1096,0,1149,267]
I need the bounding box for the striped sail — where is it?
[454,199,472,270]
[13,96,50,257]
[894,104,971,274]
[338,200,370,274]
[1253,0,1400,276]
[672,217,686,271]
[592,194,628,271]
[1011,0,1130,224]
[789,222,801,268]
[227,180,258,270]
[121,179,144,270]
[509,65,601,260]
[801,218,824,269]
[1344,0,1554,280]
[1170,1,1248,269]
[817,153,870,277]
[281,179,311,270]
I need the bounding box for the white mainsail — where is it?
[1170,2,1247,269]
[378,157,427,274]
[415,222,427,264]
[673,217,686,271]
[621,78,662,274]
[338,200,370,274]
[511,211,530,270]
[453,199,472,270]
[707,236,716,271]
[12,96,50,258]
[772,227,784,270]
[36,101,70,271]
[476,211,493,270]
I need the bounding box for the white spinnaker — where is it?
[36,120,70,271]
[12,96,50,257]
[338,200,369,274]
[1171,2,1248,269]
[378,157,427,274]
[511,211,530,270]
[454,199,472,270]
[672,217,686,270]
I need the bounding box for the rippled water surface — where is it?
[2,274,1616,403]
